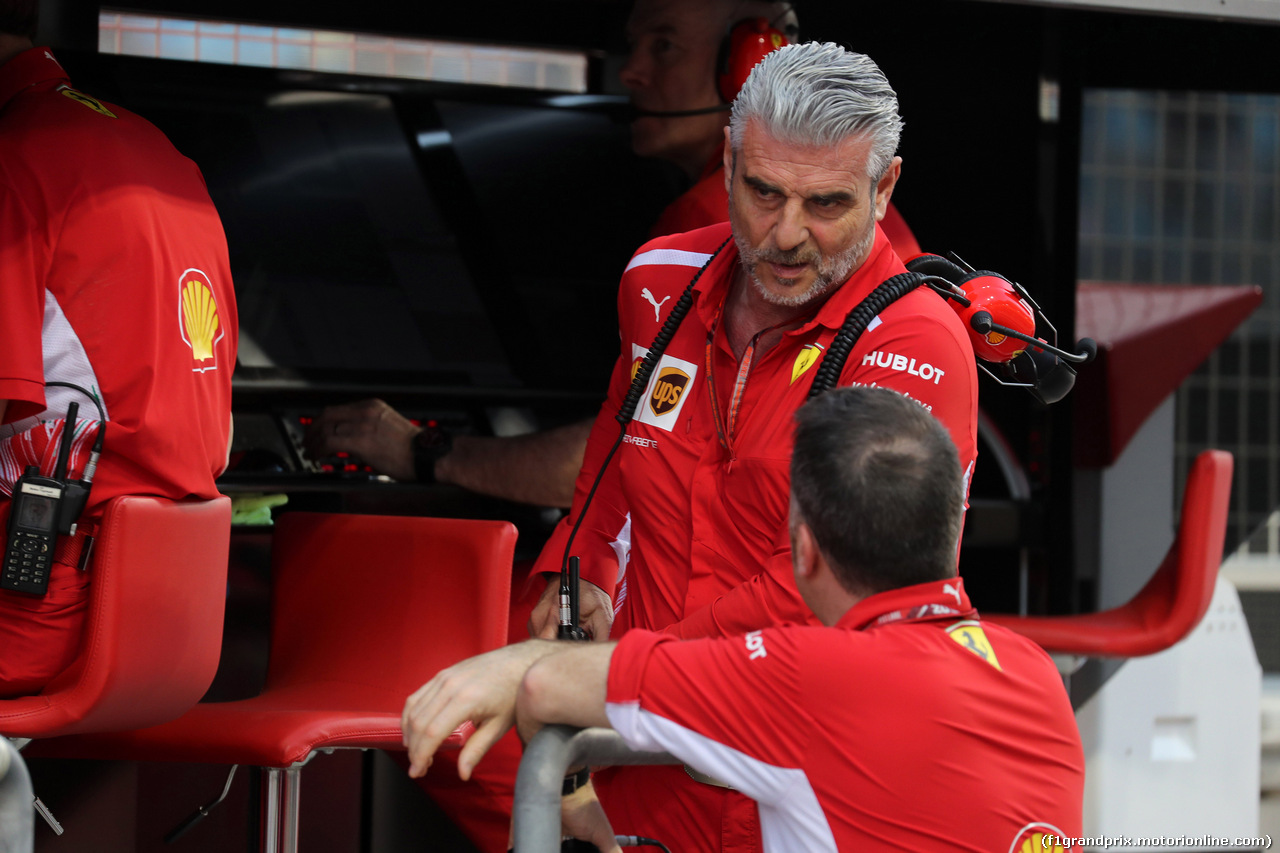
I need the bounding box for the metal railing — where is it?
[0,738,34,853]
[512,726,680,853]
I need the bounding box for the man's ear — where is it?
[723,126,733,194]
[873,155,902,222]
[791,520,821,581]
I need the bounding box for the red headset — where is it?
[717,17,790,103]
[905,253,1097,405]
[950,272,1038,363]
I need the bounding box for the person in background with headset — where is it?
[0,0,237,697]
[402,386,1082,852]
[304,0,920,511]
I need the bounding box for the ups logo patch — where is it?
[649,367,690,416]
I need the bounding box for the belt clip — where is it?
[76,534,95,571]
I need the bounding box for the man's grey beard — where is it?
[733,217,877,309]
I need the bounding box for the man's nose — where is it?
[619,49,648,91]
[774,201,809,251]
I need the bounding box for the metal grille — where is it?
[1078,89,1280,558]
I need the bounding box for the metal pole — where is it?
[0,738,34,853]
[260,767,281,853]
[512,726,680,853]
[281,766,301,853]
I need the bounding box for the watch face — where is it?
[416,428,448,450]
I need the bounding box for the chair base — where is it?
[261,765,302,853]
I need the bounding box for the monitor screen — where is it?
[96,56,681,394]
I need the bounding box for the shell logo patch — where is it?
[985,330,1008,346]
[179,269,224,373]
[630,356,645,381]
[60,87,116,118]
[650,366,690,416]
[791,342,824,385]
[947,621,1002,671]
[1008,822,1067,853]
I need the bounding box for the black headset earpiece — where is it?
[1001,347,1078,406]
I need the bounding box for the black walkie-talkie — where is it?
[1,398,96,596]
[2,465,63,596]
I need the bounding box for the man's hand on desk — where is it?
[305,398,418,481]
[528,576,613,641]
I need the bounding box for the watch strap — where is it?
[561,766,590,796]
[411,425,453,483]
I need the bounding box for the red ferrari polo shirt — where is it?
[0,47,237,516]
[606,578,1085,852]
[532,221,978,641]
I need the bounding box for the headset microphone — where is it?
[967,308,1096,365]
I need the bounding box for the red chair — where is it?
[0,495,231,739]
[985,449,1233,658]
[38,512,515,853]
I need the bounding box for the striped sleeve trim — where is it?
[606,702,838,853]
[624,249,714,273]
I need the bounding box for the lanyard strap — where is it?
[872,603,965,628]
[704,294,809,453]
[705,327,759,453]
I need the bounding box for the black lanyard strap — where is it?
[616,237,733,426]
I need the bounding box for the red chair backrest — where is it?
[0,495,231,737]
[1124,448,1234,654]
[262,513,515,708]
[985,450,1233,658]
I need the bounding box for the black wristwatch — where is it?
[411,424,453,483]
[561,766,591,796]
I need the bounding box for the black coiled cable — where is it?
[617,237,732,425]
[806,271,926,398]
[563,238,732,597]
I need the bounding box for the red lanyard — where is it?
[704,300,790,455]
[705,332,756,453]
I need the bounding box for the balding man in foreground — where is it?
[404,385,1083,852]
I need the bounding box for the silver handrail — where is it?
[0,738,34,853]
[512,726,680,853]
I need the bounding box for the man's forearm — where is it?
[516,641,616,743]
[436,418,593,508]
[665,549,817,640]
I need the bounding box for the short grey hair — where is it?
[729,42,903,182]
